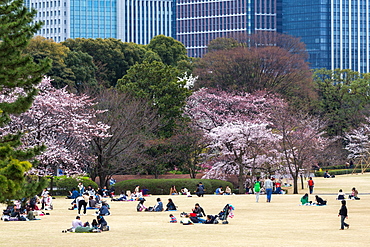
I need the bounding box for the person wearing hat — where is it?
[137,198,148,211]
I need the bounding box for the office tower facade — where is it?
[176,0,280,57]
[27,0,175,44]
[282,0,370,73]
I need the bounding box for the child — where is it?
[169,214,177,223]
[180,215,193,225]
[337,189,346,200]
[338,200,349,230]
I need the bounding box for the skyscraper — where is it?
[27,0,175,44]
[176,0,280,57]
[280,0,370,73]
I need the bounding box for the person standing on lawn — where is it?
[338,200,349,230]
[308,177,314,194]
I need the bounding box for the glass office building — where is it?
[176,0,254,57]
[27,0,175,44]
[282,0,370,73]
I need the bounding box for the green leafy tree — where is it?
[64,50,97,94]
[117,60,192,138]
[147,35,189,68]
[0,0,51,204]
[313,68,370,137]
[63,38,147,87]
[25,36,75,89]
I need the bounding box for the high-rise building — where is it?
[176,0,280,57]
[282,0,370,73]
[27,0,175,44]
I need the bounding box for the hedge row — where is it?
[315,168,370,177]
[114,179,234,195]
[48,176,98,196]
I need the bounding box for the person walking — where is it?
[338,200,349,230]
[254,177,261,202]
[308,177,314,194]
[264,177,273,203]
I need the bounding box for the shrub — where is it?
[114,179,233,195]
[315,168,370,177]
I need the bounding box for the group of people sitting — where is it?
[137,198,177,212]
[300,194,327,206]
[1,188,54,222]
[69,192,111,216]
[300,187,361,206]
[67,184,115,200]
[215,186,232,195]
[63,215,109,233]
[337,188,360,200]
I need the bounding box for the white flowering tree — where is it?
[345,117,370,172]
[1,77,110,176]
[272,110,330,193]
[186,88,286,190]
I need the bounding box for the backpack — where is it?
[254,181,261,192]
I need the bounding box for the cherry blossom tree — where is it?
[272,110,330,194]
[345,117,370,172]
[186,88,286,190]
[186,88,286,131]
[202,122,281,191]
[1,77,109,176]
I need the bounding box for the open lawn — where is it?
[1,174,370,247]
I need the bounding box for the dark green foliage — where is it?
[0,0,51,205]
[147,35,188,67]
[118,60,192,138]
[313,68,370,137]
[114,179,233,195]
[54,176,98,195]
[63,38,147,87]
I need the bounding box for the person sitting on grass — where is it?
[315,195,327,206]
[225,186,232,195]
[169,185,178,195]
[215,186,224,195]
[153,198,163,212]
[63,216,97,233]
[98,202,110,216]
[300,193,312,205]
[111,191,128,201]
[169,214,177,223]
[180,214,193,225]
[97,215,109,231]
[337,189,346,200]
[192,203,206,217]
[349,187,360,200]
[137,198,148,212]
[165,198,177,211]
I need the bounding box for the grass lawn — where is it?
[1,173,370,247]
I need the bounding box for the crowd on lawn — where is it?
[1,177,361,231]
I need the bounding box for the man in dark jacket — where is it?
[338,200,349,230]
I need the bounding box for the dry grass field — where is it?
[1,173,370,247]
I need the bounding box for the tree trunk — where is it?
[238,163,244,194]
[293,174,298,194]
[50,176,54,194]
[99,175,105,188]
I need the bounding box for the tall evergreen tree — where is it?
[0,0,51,204]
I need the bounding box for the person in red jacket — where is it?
[307,177,314,194]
